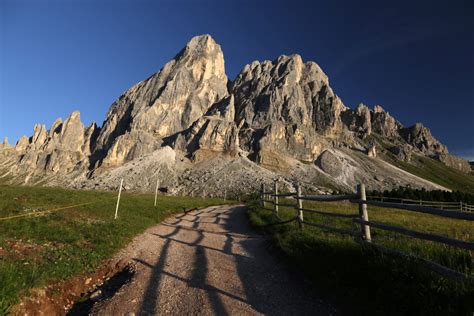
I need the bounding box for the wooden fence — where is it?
[367,196,474,212]
[259,181,474,284]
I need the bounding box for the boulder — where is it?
[316,150,343,177]
[367,144,377,158]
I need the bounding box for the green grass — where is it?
[386,154,474,194]
[248,199,474,315]
[370,134,474,194]
[0,185,226,314]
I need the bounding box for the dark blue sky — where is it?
[1,0,473,159]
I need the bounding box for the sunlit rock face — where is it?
[6,111,99,179]
[1,34,470,191]
[230,54,347,164]
[94,34,229,167]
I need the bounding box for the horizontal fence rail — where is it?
[299,194,358,202]
[351,199,474,221]
[258,181,474,284]
[272,192,296,197]
[368,196,474,212]
[354,219,474,250]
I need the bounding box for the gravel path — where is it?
[92,205,336,315]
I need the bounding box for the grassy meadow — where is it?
[370,134,474,194]
[0,185,225,314]
[248,198,474,315]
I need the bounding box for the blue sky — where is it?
[1,0,473,159]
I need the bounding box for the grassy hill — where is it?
[0,185,225,314]
[384,153,474,194]
[368,134,474,194]
[248,199,474,315]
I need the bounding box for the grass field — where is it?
[248,199,474,315]
[0,185,225,314]
[370,134,474,194]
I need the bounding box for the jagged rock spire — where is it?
[94,34,229,167]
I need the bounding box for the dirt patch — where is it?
[67,264,135,315]
[0,239,45,262]
[10,260,132,316]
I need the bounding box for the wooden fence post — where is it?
[154,178,160,207]
[261,183,265,207]
[114,178,123,220]
[274,180,279,216]
[296,183,304,229]
[357,183,371,242]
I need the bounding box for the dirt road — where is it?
[92,205,336,315]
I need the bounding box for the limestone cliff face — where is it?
[230,54,346,163]
[169,95,240,161]
[399,123,448,156]
[94,34,229,167]
[9,111,98,178]
[1,34,470,190]
[232,54,346,133]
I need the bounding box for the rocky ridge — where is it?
[0,35,470,195]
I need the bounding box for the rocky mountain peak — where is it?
[183,35,219,55]
[175,34,227,82]
[31,124,47,148]
[93,34,229,168]
[400,122,448,156]
[1,35,470,191]
[0,137,11,149]
[232,53,340,133]
[59,111,86,151]
[49,118,63,137]
[370,105,402,138]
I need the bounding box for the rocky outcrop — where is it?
[389,144,413,162]
[371,105,403,139]
[342,103,372,138]
[230,54,347,168]
[232,54,346,134]
[15,136,29,152]
[436,154,472,173]
[367,144,377,158]
[1,34,470,191]
[169,95,240,161]
[399,123,447,157]
[94,34,229,167]
[0,137,11,149]
[7,111,99,179]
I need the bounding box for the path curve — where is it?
[93,205,336,315]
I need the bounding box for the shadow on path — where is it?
[134,205,332,315]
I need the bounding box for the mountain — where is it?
[1,35,471,195]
